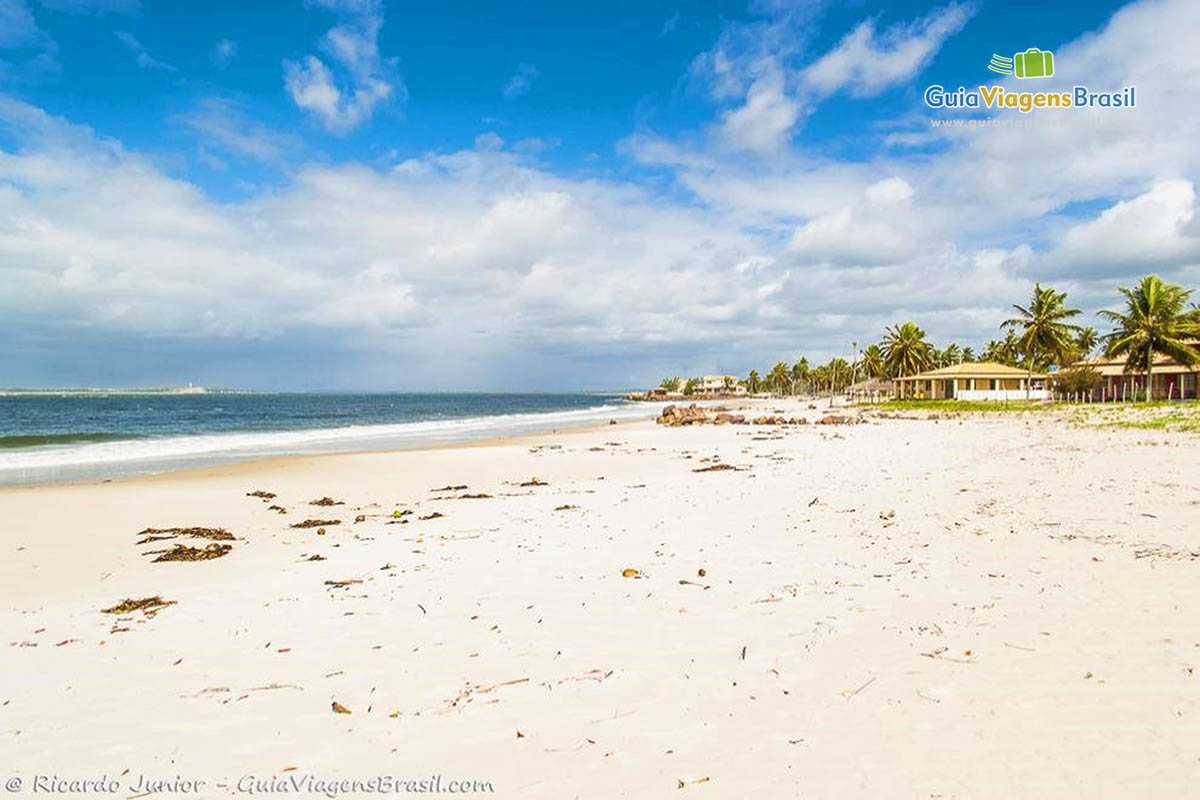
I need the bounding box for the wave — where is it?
[0,432,140,449]
[0,401,662,483]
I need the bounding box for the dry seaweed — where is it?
[290,519,341,529]
[519,477,548,487]
[431,484,468,491]
[136,527,235,545]
[692,463,741,473]
[246,490,277,500]
[310,497,344,506]
[102,596,175,616]
[419,512,445,520]
[152,543,232,563]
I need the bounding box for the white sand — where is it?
[1,401,1197,798]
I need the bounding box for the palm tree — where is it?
[861,344,885,378]
[746,370,761,394]
[882,322,933,394]
[1099,275,1200,401]
[960,346,976,363]
[1002,284,1082,400]
[660,376,681,392]
[791,358,810,395]
[767,361,791,395]
[942,343,962,366]
[1076,326,1098,357]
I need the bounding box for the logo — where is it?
[988,48,1055,79]
[922,47,1135,115]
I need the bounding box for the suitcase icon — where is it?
[1013,48,1054,79]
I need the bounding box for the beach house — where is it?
[1080,345,1200,400]
[892,362,1049,401]
[698,375,745,395]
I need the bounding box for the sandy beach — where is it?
[1,401,1198,798]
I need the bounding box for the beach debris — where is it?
[324,579,363,588]
[698,568,707,578]
[354,514,366,523]
[102,596,175,616]
[331,701,352,714]
[304,554,326,562]
[291,519,341,529]
[136,527,234,545]
[621,568,642,578]
[246,490,276,500]
[692,463,741,473]
[152,543,232,563]
[840,676,876,700]
[419,512,445,520]
[392,509,412,518]
[554,504,578,511]
[431,484,468,492]
[519,477,548,487]
[310,497,344,506]
[267,505,287,514]
[458,493,493,500]
[677,777,711,789]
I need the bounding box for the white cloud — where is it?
[113,30,175,71]
[1053,180,1199,273]
[211,38,236,69]
[284,0,401,132]
[173,98,304,164]
[803,2,974,97]
[503,63,539,98]
[716,66,802,154]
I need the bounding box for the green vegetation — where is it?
[865,399,1065,413]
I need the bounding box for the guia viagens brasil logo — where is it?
[924,47,1135,113]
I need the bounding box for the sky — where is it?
[0,0,1197,390]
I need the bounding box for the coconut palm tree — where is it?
[860,344,885,379]
[746,370,761,394]
[767,361,791,395]
[660,376,681,392]
[882,322,933,393]
[1075,326,1099,357]
[1099,275,1200,401]
[1002,284,1082,400]
[791,358,810,395]
[960,346,976,363]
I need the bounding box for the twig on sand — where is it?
[842,676,876,700]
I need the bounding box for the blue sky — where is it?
[1,0,1197,389]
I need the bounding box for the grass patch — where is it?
[1105,413,1200,433]
[861,400,1065,413]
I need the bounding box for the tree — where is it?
[1076,326,1099,357]
[960,346,976,363]
[682,377,699,396]
[942,343,962,366]
[1002,283,1082,400]
[790,358,810,395]
[722,375,736,393]
[1099,275,1200,401]
[746,370,761,394]
[767,361,791,395]
[882,322,933,390]
[860,344,885,379]
[660,376,681,392]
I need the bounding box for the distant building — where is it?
[892,362,1049,401]
[697,375,746,395]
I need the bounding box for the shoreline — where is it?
[0,397,767,491]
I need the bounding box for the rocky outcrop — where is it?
[657,404,814,427]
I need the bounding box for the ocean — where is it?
[0,392,653,485]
